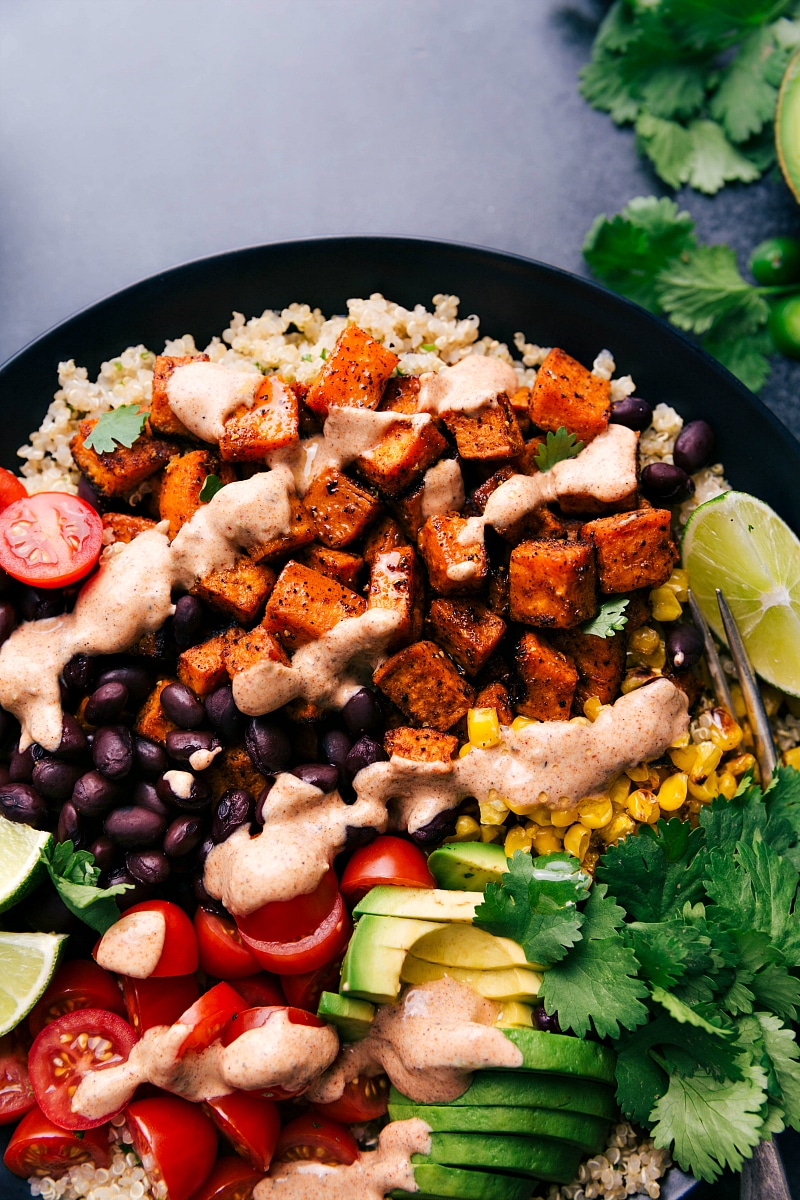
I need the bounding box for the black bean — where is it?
[342,689,384,738]
[85,682,129,726]
[639,462,695,503]
[0,782,48,827]
[93,725,134,779]
[192,872,222,909]
[533,1007,562,1034]
[88,835,116,872]
[71,770,120,816]
[609,395,653,431]
[97,666,152,705]
[173,595,205,649]
[157,770,212,811]
[205,685,243,744]
[212,789,253,843]
[0,766,9,788]
[345,736,389,781]
[62,653,98,693]
[56,801,81,845]
[161,682,205,729]
[18,587,65,622]
[164,815,206,858]
[410,809,457,846]
[245,718,291,776]
[165,730,218,763]
[291,763,340,792]
[320,729,352,772]
[196,836,215,866]
[342,824,379,854]
[665,623,705,673]
[0,601,17,648]
[32,759,83,802]
[53,714,90,761]
[133,780,171,816]
[105,806,168,848]
[254,782,273,826]
[673,419,715,475]
[134,737,168,776]
[9,744,34,782]
[126,850,170,886]
[104,867,150,910]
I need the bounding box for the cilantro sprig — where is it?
[533,427,584,473]
[42,840,131,933]
[83,405,149,453]
[582,598,629,639]
[199,474,224,503]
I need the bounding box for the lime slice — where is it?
[682,490,800,696]
[0,815,52,913]
[0,931,66,1035]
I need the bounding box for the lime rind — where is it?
[0,931,67,1035]
[0,816,52,914]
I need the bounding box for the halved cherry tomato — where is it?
[311,1073,390,1123]
[273,1113,359,1167]
[187,1156,263,1200]
[233,973,285,1009]
[220,1005,325,1100]
[0,469,27,514]
[122,972,200,1035]
[177,981,246,1057]
[339,835,435,904]
[117,899,198,977]
[0,492,102,588]
[0,1033,34,1124]
[4,1105,110,1177]
[29,1008,137,1130]
[29,960,126,1036]
[279,955,342,1013]
[195,908,259,979]
[126,1095,218,1200]
[238,891,350,975]
[236,869,339,944]
[204,1091,280,1170]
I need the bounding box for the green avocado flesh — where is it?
[354,886,482,921]
[427,842,508,891]
[418,1132,582,1182]
[387,1102,609,1152]
[778,48,800,203]
[390,1163,532,1200]
[316,991,374,1040]
[502,1027,616,1084]
[391,1070,617,1118]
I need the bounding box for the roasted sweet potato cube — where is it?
[384,726,458,762]
[247,494,316,562]
[624,589,651,633]
[300,545,364,588]
[552,627,625,708]
[192,558,276,624]
[134,678,179,744]
[466,466,515,516]
[509,539,596,628]
[516,632,578,721]
[529,507,584,541]
[442,394,524,461]
[222,625,289,678]
[582,509,676,593]
[529,347,610,443]
[373,641,474,732]
[206,744,269,803]
[150,354,210,437]
[71,420,178,498]
[392,481,426,543]
[219,377,299,461]
[101,513,156,544]
[487,564,510,619]
[356,416,446,498]
[368,547,423,650]
[510,386,532,434]
[263,560,367,649]
[305,325,399,417]
[474,681,514,726]
[418,515,487,595]
[303,469,382,549]
[178,632,232,698]
[158,450,234,539]
[379,376,421,414]
[429,599,506,676]
[128,627,172,663]
[363,516,407,565]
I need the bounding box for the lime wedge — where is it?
[0,816,52,913]
[0,931,66,1035]
[682,490,800,696]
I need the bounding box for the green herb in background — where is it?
[83,404,149,453]
[199,473,224,502]
[580,1,800,194]
[533,426,584,472]
[582,598,630,639]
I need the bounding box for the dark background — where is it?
[2,2,800,1198]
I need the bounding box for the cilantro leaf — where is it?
[656,244,769,335]
[709,27,781,143]
[581,598,629,639]
[597,818,707,922]
[42,840,130,934]
[533,428,584,473]
[582,196,696,312]
[704,834,800,956]
[635,112,695,189]
[84,405,149,453]
[474,851,590,965]
[199,474,224,503]
[753,1011,800,1131]
[650,986,732,1036]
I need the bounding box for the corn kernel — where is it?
[480,824,504,843]
[669,744,696,773]
[658,772,688,811]
[716,771,738,800]
[670,731,691,749]
[708,708,743,753]
[621,670,652,694]
[627,789,660,823]
[609,775,631,807]
[468,707,502,750]
[729,683,747,720]
[690,741,722,782]
[784,746,800,771]
[649,586,682,622]
[563,823,590,861]
[570,716,591,726]
[444,814,481,843]
[688,771,718,802]
[663,567,689,602]
[531,827,563,855]
[641,641,667,671]
[629,626,660,655]
[551,806,579,828]
[583,696,605,722]
[527,806,554,827]
[479,788,509,826]
[600,812,636,844]
[626,764,651,783]
[504,825,534,857]
[727,752,756,777]
[458,742,473,758]
[578,796,614,828]
[511,715,537,732]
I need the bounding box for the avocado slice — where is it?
[502,1027,616,1084]
[354,886,481,922]
[391,1070,617,1118]
[418,1132,582,1183]
[427,842,507,891]
[494,1000,535,1028]
[340,915,445,1004]
[387,1102,609,1153]
[777,48,800,202]
[400,955,542,1002]
[316,991,374,1041]
[390,1163,532,1200]
[411,923,543,971]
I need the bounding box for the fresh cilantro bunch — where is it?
[580,0,800,194]
[584,196,780,392]
[475,767,800,1181]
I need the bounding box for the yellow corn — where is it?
[504,825,534,857]
[445,814,481,843]
[583,696,605,722]
[628,626,660,656]
[670,730,691,748]
[511,715,537,732]
[688,772,718,802]
[458,742,473,758]
[609,775,631,807]
[649,586,682,622]
[531,827,563,855]
[600,812,637,844]
[621,670,652,694]
[729,683,747,720]
[479,788,509,826]
[626,764,651,783]
[707,708,743,753]
[784,746,800,772]
[663,567,689,602]
[527,806,554,827]
[468,707,502,750]
[551,806,579,828]
[570,716,591,727]
[669,744,696,773]
[692,741,722,781]
[480,824,504,843]
[727,752,756,777]
[716,771,738,800]
[563,823,590,861]
[658,772,688,811]
[627,789,660,823]
[578,796,614,829]
[641,641,667,671]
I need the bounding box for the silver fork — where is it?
[687,587,792,1200]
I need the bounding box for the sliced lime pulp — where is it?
[0,931,66,1035]
[0,815,52,913]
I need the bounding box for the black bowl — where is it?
[1,236,798,1200]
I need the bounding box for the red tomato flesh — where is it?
[29,960,126,1037]
[312,1073,390,1123]
[273,1113,359,1167]
[126,1095,218,1200]
[187,1156,263,1200]
[279,956,342,1013]
[0,1033,34,1125]
[29,1008,137,1130]
[195,908,259,979]
[177,981,246,1058]
[237,890,350,975]
[0,492,102,588]
[232,973,285,1009]
[118,899,199,977]
[4,1105,110,1178]
[122,972,200,1035]
[236,869,339,944]
[204,1090,280,1171]
[0,469,27,514]
[339,835,435,904]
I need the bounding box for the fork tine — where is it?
[715,589,777,781]
[687,589,735,716]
